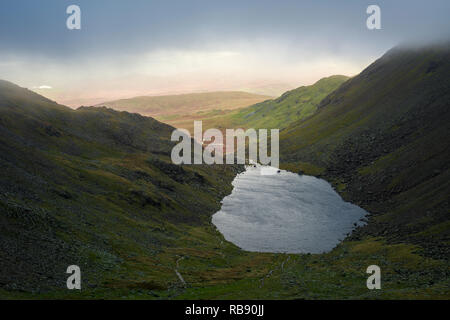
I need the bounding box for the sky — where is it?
[1,0,449,106]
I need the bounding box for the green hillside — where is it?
[231,75,349,129]
[199,75,349,132]
[280,43,450,259]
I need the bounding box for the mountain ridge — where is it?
[0,83,249,294]
[280,42,450,258]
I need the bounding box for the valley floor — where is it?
[2,165,448,300]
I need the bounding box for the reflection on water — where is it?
[212,166,368,253]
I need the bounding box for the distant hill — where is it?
[236,82,297,97]
[280,43,450,258]
[231,75,349,129]
[97,91,272,131]
[198,75,349,132]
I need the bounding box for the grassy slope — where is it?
[279,44,450,248]
[97,91,272,132]
[0,81,279,298]
[196,75,349,133]
[274,44,450,297]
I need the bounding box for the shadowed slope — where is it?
[280,43,450,258]
[0,80,245,293]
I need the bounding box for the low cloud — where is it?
[33,85,52,89]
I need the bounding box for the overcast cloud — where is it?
[1,0,449,106]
